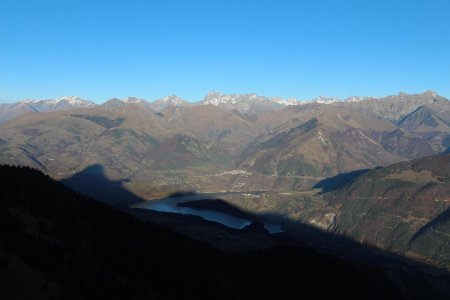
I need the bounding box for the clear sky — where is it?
[1,0,449,103]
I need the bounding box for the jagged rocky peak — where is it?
[201,91,238,105]
[271,97,300,106]
[389,90,440,101]
[312,96,340,104]
[423,90,438,98]
[99,98,128,109]
[21,96,95,106]
[123,97,147,103]
[152,94,190,111]
[55,96,95,105]
[345,95,372,102]
[156,94,186,105]
[297,95,341,105]
[202,91,298,106]
[202,91,274,105]
[200,91,285,113]
[101,97,148,107]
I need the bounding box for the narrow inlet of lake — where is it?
[132,194,283,233]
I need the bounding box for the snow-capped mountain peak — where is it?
[123,97,146,104]
[157,95,186,105]
[55,95,82,102]
[345,96,372,102]
[151,95,190,111]
[202,91,235,105]
[202,91,298,106]
[20,96,95,107]
[200,92,291,113]
[272,97,300,106]
[312,96,340,104]
[55,96,96,107]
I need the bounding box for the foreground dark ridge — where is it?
[1,165,450,299]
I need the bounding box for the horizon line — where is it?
[0,89,446,105]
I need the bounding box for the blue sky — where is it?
[0,0,449,103]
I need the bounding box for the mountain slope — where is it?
[0,106,176,180]
[1,165,449,299]
[240,108,436,178]
[398,106,450,133]
[327,154,450,266]
[397,103,450,153]
[157,105,261,156]
[149,133,232,170]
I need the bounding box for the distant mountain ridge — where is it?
[1,91,450,271]
[333,90,447,123]
[1,90,448,123]
[0,96,96,123]
[0,90,449,185]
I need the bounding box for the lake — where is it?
[132,193,283,233]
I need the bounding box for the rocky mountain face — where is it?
[151,95,191,111]
[398,105,450,133]
[200,91,286,113]
[156,104,261,156]
[99,97,155,111]
[240,107,436,178]
[333,90,446,123]
[396,103,450,153]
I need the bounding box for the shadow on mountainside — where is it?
[410,207,450,243]
[130,192,450,298]
[61,164,143,207]
[56,164,450,298]
[60,165,448,273]
[134,192,448,266]
[313,168,371,192]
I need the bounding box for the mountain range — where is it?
[4,90,441,123]
[1,90,450,269]
[1,90,448,184]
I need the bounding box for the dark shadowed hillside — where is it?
[1,165,449,299]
